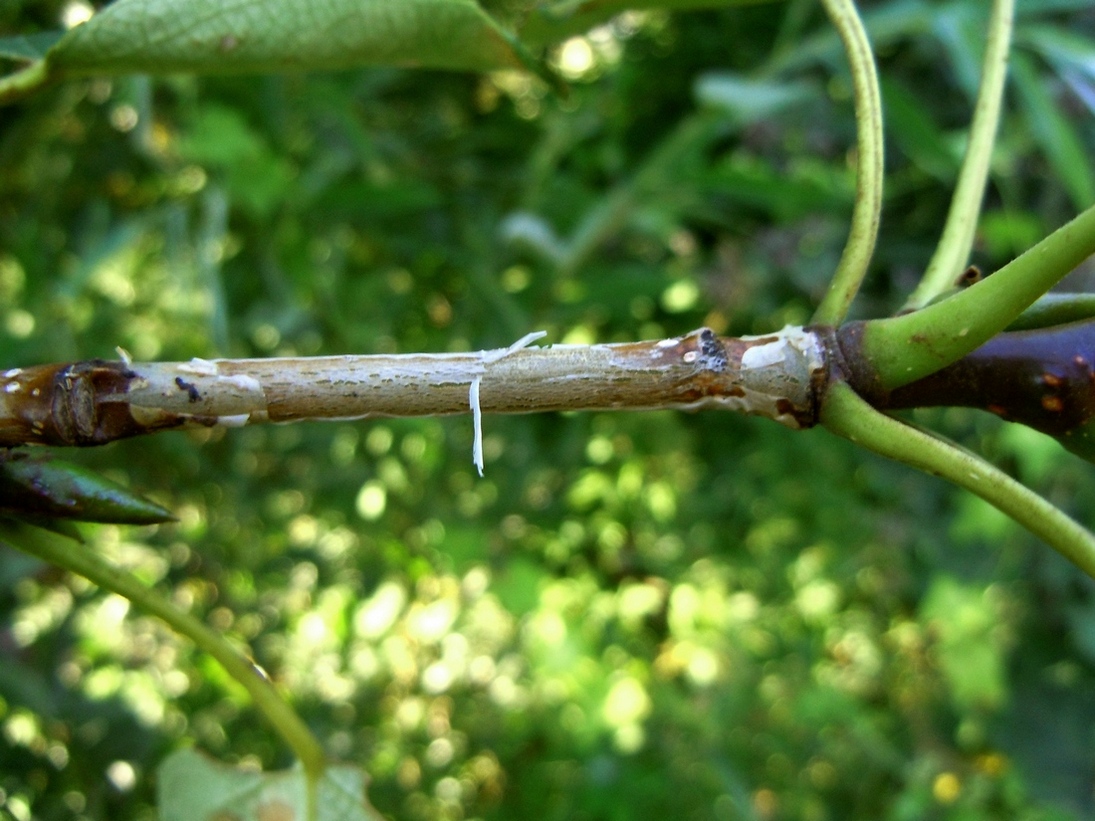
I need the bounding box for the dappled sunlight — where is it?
[2,0,1094,818]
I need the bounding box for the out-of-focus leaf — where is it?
[158,748,383,821]
[1,0,549,103]
[767,1,1091,86]
[0,548,45,591]
[766,2,934,75]
[518,0,1094,50]
[1011,51,1095,211]
[995,424,1066,486]
[519,0,780,48]
[978,208,1046,260]
[311,180,444,220]
[702,154,852,222]
[694,71,817,123]
[1056,419,1095,464]
[880,77,958,182]
[0,452,175,525]
[1061,65,1095,118]
[175,105,295,219]
[1018,24,1095,72]
[548,110,727,276]
[1018,25,1095,117]
[928,4,985,101]
[499,212,568,264]
[920,576,1007,712]
[0,31,64,62]
[1016,0,1095,13]
[495,557,546,616]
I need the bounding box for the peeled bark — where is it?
[0,327,827,449]
[8,320,1095,454]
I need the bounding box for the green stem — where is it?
[0,60,51,105]
[1006,292,1095,331]
[903,0,1014,311]
[821,382,1095,579]
[811,0,885,325]
[0,521,328,783]
[855,200,1095,390]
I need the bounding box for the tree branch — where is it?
[0,327,827,448]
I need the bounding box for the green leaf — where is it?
[702,154,852,222]
[519,0,780,48]
[1011,51,1095,212]
[1017,0,1095,13]
[2,0,550,102]
[158,748,383,821]
[766,2,934,76]
[694,71,818,124]
[0,452,175,525]
[978,208,1046,260]
[175,105,296,219]
[927,3,984,102]
[1056,420,1095,464]
[0,31,64,62]
[920,576,1007,712]
[1018,23,1095,77]
[880,77,958,182]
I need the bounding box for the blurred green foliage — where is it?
[1,1,1095,819]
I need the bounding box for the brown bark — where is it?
[0,327,827,448]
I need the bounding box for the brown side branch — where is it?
[842,319,1095,436]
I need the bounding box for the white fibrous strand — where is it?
[471,331,548,475]
[470,377,484,476]
[481,331,548,364]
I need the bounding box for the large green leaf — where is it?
[0,31,63,61]
[1011,51,1095,211]
[0,0,547,103]
[158,748,383,821]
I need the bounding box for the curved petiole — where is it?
[903,0,1014,311]
[0,521,328,785]
[821,382,1095,580]
[811,0,885,326]
[848,200,1095,390]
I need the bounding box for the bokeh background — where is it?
[2,0,1095,818]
